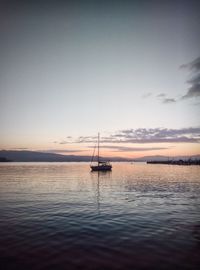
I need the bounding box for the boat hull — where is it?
[91,165,112,171]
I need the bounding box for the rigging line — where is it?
[90,143,97,165]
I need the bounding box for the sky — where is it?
[0,0,200,158]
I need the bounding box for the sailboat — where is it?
[90,133,112,171]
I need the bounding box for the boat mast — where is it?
[98,132,100,166]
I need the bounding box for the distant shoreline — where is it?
[147,159,200,166]
[0,157,12,162]
[0,160,200,166]
[1,150,200,164]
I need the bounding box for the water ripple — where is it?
[0,162,200,269]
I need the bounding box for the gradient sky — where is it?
[0,0,200,157]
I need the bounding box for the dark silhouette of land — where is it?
[0,150,130,162]
[0,150,200,163]
[147,159,200,165]
[0,157,12,162]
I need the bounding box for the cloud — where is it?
[180,57,200,72]
[59,141,69,144]
[157,93,176,104]
[162,98,176,104]
[181,83,200,99]
[111,127,200,143]
[61,127,200,144]
[42,149,84,153]
[95,145,170,152]
[156,57,200,103]
[157,93,166,98]
[142,92,152,98]
[12,147,29,150]
[181,56,200,100]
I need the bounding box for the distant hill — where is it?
[0,150,130,162]
[0,150,199,163]
[0,157,11,162]
[133,155,200,162]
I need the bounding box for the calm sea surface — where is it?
[0,162,200,270]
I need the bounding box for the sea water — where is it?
[0,162,199,269]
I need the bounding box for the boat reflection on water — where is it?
[91,170,112,214]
